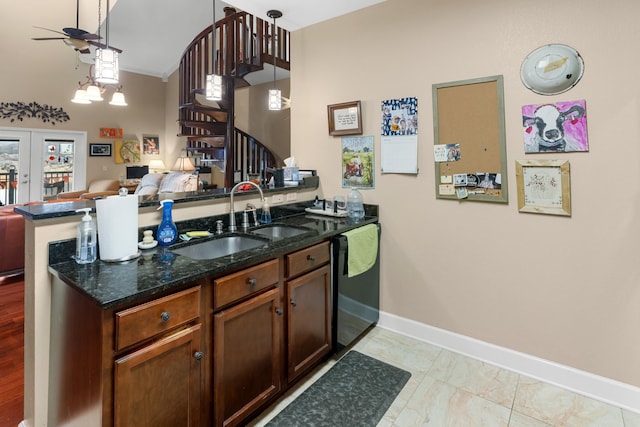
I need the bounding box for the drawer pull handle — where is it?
[194,351,204,361]
[247,278,257,287]
[290,299,297,307]
[307,255,316,262]
[275,308,283,316]
[160,311,171,322]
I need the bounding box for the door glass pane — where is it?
[43,139,74,200]
[0,139,20,205]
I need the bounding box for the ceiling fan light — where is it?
[109,91,128,106]
[206,74,223,101]
[71,89,91,104]
[95,48,119,84]
[85,84,104,101]
[268,89,281,111]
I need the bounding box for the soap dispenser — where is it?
[260,200,272,224]
[157,199,178,246]
[75,208,97,264]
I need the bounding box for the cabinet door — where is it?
[287,264,332,383]
[213,287,282,427]
[114,325,203,427]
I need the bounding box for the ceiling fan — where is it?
[31,0,122,54]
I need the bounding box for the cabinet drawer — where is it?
[213,259,279,310]
[116,286,201,351]
[286,241,330,278]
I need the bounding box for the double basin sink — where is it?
[171,224,310,260]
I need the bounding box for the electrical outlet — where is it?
[271,194,284,204]
[286,192,297,201]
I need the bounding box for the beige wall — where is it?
[235,79,291,164]
[291,0,640,388]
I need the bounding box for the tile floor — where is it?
[250,326,640,427]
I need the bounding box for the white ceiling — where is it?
[96,0,385,81]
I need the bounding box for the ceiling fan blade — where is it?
[33,26,67,37]
[32,37,67,41]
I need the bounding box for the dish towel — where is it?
[343,224,378,278]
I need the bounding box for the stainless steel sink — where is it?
[250,224,309,240]
[171,235,269,260]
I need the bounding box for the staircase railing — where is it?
[178,10,290,188]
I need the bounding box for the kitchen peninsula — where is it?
[17,181,379,426]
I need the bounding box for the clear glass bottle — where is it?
[157,199,178,246]
[347,187,365,222]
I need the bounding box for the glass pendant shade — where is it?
[95,48,119,84]
[206,74,223,101]
[85,85,104,101]
[268,88,282,110]
[109,91,128,106]
[71,89,91,104]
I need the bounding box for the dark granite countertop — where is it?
[48,203,378,310]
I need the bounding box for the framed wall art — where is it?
[516,159,571,216]
[328,101,362,136]
[89,143,112,157]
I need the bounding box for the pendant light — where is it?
[94,0,119,84]
[205,0,223,101]
[267,10,282,111]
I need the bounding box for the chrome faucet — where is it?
[228,181,265,232]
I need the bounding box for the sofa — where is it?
[57,179,121,200]
[133,172,200,196]
[0,204,25,277]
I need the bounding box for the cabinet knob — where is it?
[290,299,297,307]
[275,308,283,315]
[194,351,204,361]
[160,311,171,322]
[307,255,316,262]
[247,278,257,287]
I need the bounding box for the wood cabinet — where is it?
[49,240,333,427]
[285,242,332,383]
[114,325,203,426]
[113,287,205,427]
[212,259,282,427]
[48,281,206,427]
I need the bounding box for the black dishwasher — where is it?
[331,223,381,354]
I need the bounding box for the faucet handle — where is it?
[215,220,224,234]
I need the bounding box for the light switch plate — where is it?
[272,194,284,204]
[286,193,297,201]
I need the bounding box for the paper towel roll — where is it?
[96,194,139,261]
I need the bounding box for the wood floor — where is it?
[0,274,24,427]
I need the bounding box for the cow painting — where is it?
[522,100,588,153]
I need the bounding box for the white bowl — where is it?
[520,44,584,95]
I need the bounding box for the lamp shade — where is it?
[268,89,282,110]
[149,159,166,173]
[95,48,119,84]
[71,89,91,104]
[206,74,223,101]
[172,156,196,172]
[85,85,104,101]
[109,91,128,106]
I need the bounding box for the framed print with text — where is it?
[328,101,362,136]
[516,159,571,216]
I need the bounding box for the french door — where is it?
[0,127,86,205]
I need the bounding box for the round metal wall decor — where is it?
[520,44,584,95]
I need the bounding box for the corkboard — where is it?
[432,75,508,203]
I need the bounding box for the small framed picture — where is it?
[516,159,571,216]
[328,101,362,136]
[89,143,112,157]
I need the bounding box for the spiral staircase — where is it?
[177,8,290,188]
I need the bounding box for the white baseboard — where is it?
[378,311,640,414]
